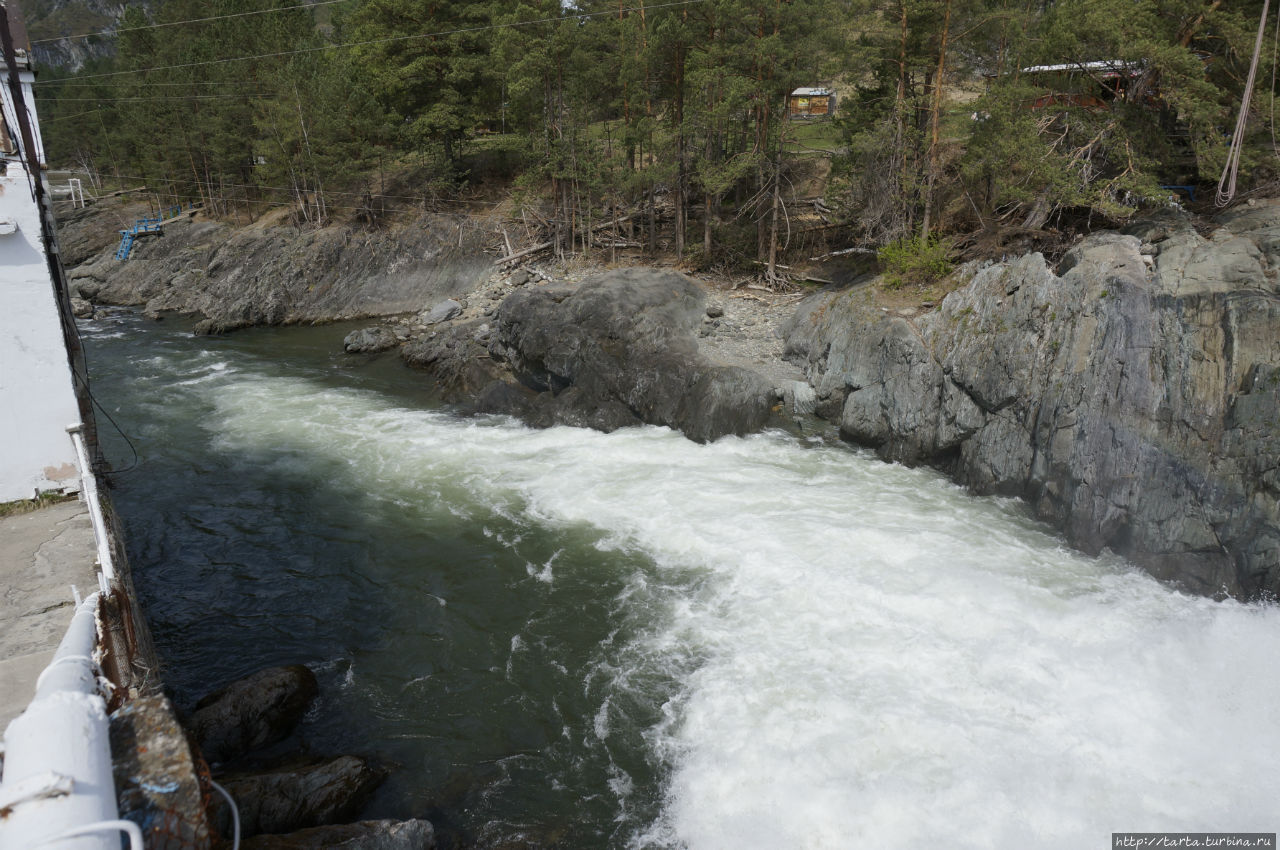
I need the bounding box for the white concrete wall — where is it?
[0,157,83,502]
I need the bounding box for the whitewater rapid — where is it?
[91,320,1280,849]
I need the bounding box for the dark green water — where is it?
[85,314,684,847]
[81,313,1280,850]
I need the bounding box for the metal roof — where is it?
[791,87,833,96]
[1020,60,1142,77]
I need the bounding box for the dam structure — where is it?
[0,4,212,848]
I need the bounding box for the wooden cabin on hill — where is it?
[788,87,835,119]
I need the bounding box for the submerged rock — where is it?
[192,317,251,336]
[188,665,318,764]
[786,206,1280,599]
[218,755,386,837]
[343,326,398,354]
[239,819,435,849]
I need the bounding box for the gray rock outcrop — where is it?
[71,207,488,330]
[188,665,319,764]
[404,268,778,442]
[422,299,462,324]
[786,205,1280,599]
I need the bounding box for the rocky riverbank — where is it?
[784,203,1280,599]
[62,196,1280,601]
[61,201,491,333]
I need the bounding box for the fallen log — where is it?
[808,246,876,261]
[493,239,554,266]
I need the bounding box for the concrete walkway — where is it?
[0,499,99,728]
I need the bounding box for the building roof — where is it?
[791,87,833,97]
[1020,60,1142,78]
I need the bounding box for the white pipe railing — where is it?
[66,424,115,584]
[0,592,119,850]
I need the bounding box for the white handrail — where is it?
[66,424,116,584]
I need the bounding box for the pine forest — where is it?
[23,0,1279,278]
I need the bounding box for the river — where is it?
[81,312,1280,849]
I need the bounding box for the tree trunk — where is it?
[703,192,714,261]
[921,0,952,240]
[766,156,781,281]
[1021,188,1052,230]
[674,11,687,259]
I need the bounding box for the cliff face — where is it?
[67,210,490,332]
[14,0,140,70]
[403,268,779,442]
[785,204,1280,599]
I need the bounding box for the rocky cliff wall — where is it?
[785,203,1280,599]
[402,268,780,442]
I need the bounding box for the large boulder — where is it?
[188,665,318,764]
[786,205,1280,599]
[240,819,434,849]
[422,298,463,324]
[217,755,386,837]
[406,268,777,442]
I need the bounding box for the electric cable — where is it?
[64,311,143,477]
[93,171,508,206]
[1217,0,1270,206]
[33,0,708,84]
[31,0,351,45]
[48,80,274,88]
[46,94,275,102]
[209,781,241,850]
[43,108,103,122]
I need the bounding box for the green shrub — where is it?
[877,235,954,290]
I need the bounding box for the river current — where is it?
[82,313,1280,849]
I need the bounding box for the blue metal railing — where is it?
[114,206,185,260]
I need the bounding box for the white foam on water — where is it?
[190,369,1280,849]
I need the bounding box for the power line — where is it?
[47,80,273,88]
[110,174,498,204]
[44,108,103,122]
[94,171,509,209]
[30,0,351,46]
[47,94,275,102]
[33,0,708,84]
[108,189,475,219]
